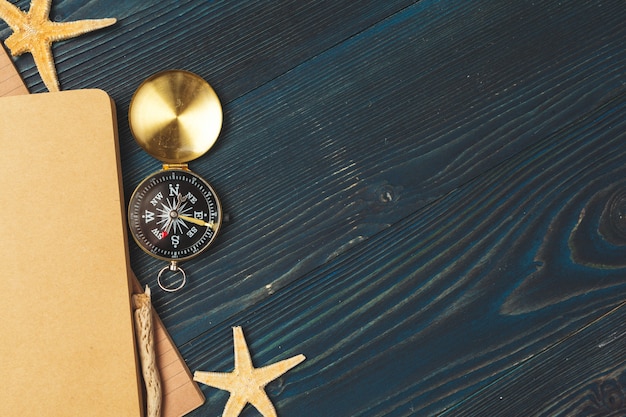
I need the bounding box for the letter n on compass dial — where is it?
[128,170,222,262]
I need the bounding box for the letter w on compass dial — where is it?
[128,170,222,262]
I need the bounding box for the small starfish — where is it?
[0,0,116,91]
[194,326,306,417]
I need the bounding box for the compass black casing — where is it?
[128,168,222,262]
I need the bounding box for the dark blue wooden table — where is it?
[3,1,626,415]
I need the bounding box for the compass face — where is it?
[128,169,222,262]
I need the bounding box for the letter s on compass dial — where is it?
[128,169,222,262]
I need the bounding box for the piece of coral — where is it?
[133,286,162,417]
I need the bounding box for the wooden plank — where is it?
[180,91,626,416]
[3,0,417,100]
[443,301,626,416]
[124,0,626,347]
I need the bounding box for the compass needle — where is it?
[178,215,213,228]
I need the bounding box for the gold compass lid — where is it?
[128,70,223,164]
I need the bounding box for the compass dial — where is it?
[128,169,222,262]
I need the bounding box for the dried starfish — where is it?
[194,326,306,417]
[0,0,116,91]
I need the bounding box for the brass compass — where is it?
[128,70,223,292]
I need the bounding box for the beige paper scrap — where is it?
[0,44,28,95]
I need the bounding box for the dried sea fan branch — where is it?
[133,286,162,417]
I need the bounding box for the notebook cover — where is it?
[0,90,143,416]
[1,44,205,416]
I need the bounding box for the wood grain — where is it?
[3,0,626,416]
[178,93,626,416]
[442,301,626,416]
[121,0,626,346]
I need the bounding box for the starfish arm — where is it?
[255,354,306,386]
[222,393,249,417]
[30,39,59,91]
[249,389,279,417]
[193,370,238,393]
[0,0,26,30]
[28,0,51,21]
[44,18,116,42]
[233,326,254,372]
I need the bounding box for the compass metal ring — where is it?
[157,265,187,292]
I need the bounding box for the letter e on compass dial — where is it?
[128,169,222,262]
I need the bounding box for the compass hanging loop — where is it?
[157,261,187,292]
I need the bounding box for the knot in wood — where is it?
[377,184,398,204]
[583,379,626,414]
[602,188,626,244]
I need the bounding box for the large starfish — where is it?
[0,0,115,91]
[194,326,306,417]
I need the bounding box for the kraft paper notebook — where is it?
[0,90,144,416]
[0,45,205,417]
